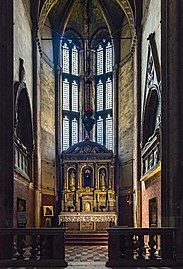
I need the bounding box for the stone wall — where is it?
[118,56,134,225]
[140,0,161,227]
[14,0,33,104]
[120,17,132,62]
[40,59,55,161]
[42,18,54,63]
[141,0,161,107]
[118,56,134,175]
[40,55,56,212]
[13,0,34,227]
[41,160,56,199]
[14,176,34,227]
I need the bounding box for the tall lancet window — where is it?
[72,46,79,76]
[95,40,113,150]
[63,43,70,74]
[61,39,80,150]
[106,42,113,73]
[97,45,104,75]
[97,80,103,112]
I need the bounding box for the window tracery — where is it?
[61,39,80,150]
[95,40,113,150]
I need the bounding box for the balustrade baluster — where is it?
[30,235,38,259]
[17,235,26,259]
[13,242,20,260]
[136,235,145,259]
[124,236,133,259]
[148,234,157,259]
[41,235,52,259]
[0,228,67,267]
[120,235,133,259]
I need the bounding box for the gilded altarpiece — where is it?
[59,140,117,231]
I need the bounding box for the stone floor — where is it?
[65,245,179,269]
[66,245,108,265]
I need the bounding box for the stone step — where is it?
[65,231,108,245]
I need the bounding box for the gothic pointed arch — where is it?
[141,84,161,178]
[142,85,161,147]
[38,0,137,51]
[14,82,34,152]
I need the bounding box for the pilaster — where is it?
[161,0,183,263]
[0,0,14,227]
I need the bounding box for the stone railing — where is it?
[106,227,176,267]
[0,228,67,268]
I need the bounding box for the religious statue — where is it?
[100,169,106,191]
[84,202,91,212]
[82,108,95,139]
[83,168,92,188]
[69,170,76,191]
[154,145,160,165]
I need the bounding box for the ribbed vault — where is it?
[38,0,137,51]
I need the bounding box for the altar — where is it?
[58,212,117,231]
[59,139,117,231]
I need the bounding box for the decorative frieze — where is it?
[59,212,117,225]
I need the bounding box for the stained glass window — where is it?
[97,116,103,145]
[72,118,78,145]
[72,46,78,76]
[63,79,70,111]
[63,43,69,74]
[63,116,70,150]
[97,45,103,75]
[106,77,112,109]
[106,114,113,150]
[97,80,103,111]
[95,40,113,150]
[72,80,78,112]
[62,39,80,151]
[106,42,113,73]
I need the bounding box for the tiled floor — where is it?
[65,245,108,267]
[66,245,108,263]
[65,245,177,269]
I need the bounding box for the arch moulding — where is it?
[38,0,137,51]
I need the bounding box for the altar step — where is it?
[65,231,108,246]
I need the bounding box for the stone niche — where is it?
[59,139,117,231]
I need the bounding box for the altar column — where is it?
[94,163,98,189]
[78,163,82,189]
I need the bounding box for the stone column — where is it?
[133,27,142,228]
[161,0,183,262]
[113,65,119,155]
[94,163,98,189]
[78,164,82,189]
[108,163,112,190]
[0,0,14,227]
[63,164,67,191]
[32,28,41,227]
[54,34,62,216]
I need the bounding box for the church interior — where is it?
[0,0,183,268]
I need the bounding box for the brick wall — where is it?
[141,176,161,227]
[14,176,34,227]
[42,193,56,227]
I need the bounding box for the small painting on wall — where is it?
[43,205,54,216]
